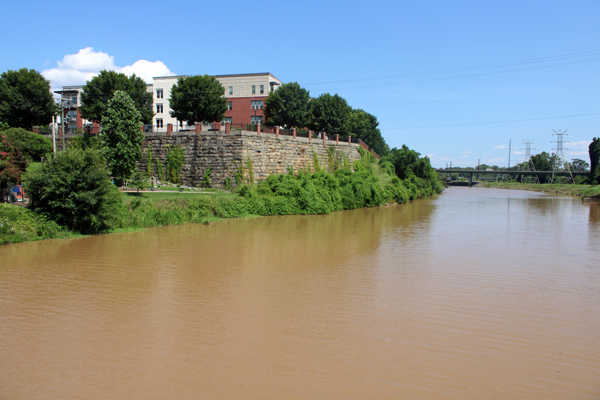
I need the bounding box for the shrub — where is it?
[2,127,52,161]
[26,148,123,233]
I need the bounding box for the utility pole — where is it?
[507,139,511,168]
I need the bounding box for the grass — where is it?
[482,182,600,198]
[0,203,82,245]
[120,190,239,203]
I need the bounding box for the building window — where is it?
[251,116,263,125]
[252,85,256,94]
[222,117,232,125]
[260,85,264,94]
[156,89,163,99]
[251,100,263,110]
[229,86,233,95]
[156,118,163,128]
[156,104,163,113]
[227,101,232,110]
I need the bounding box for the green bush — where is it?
[26,148,123,233]
[3,127,52,161]
[0,203,75,244]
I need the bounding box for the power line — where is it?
[303,49,600,86]
[381,112,600,131]
[311,57,600,93]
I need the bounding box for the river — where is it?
[1,187,599,399]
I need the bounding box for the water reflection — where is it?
[1,187,599,400]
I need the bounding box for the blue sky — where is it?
[2,0,598,168]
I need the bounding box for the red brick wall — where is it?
[225,96,267,125]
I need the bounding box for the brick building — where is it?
[55,72,282,133]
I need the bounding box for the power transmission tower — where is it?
[551,129,573,183]
[521,139,535,163]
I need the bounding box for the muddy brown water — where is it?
[1,187,599,399]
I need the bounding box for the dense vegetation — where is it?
[1,127,52,161]
[0,203,78,245]
[2,145,443,244]
[263,82,389,156]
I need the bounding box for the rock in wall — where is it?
[140,131,362,188]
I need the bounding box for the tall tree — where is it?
[169,75,227,125]
[263,82,310,129]
[589,137,600,184]
[348,109,389,156]
[307,93,351,134]
[80,70,153,124]
[100,91,144,185]
[0,68,55,129]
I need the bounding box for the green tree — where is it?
[80,70,153,124]
[348,109,389,156]
[530,152,561,183]
[2,127,52,161]
[263,82,310,129]
[0,68,56,129]
[589,137,600,184]
[308,93,351,134]
[26,148,122,233]
[569,158,589,172]
[100,91,144,185]
[383,145,421,180]
[169,75,228,125]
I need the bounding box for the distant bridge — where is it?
[435,169,588,186]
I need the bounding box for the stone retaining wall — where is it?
[140,131,362,188]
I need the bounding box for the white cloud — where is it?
[494,145,508,150]
[513,150,524,155]
[568,150,589,157]
[120,60,174,83]
[568,140,592,150]
[58,47,115,71]
[462,151,472,155]
[42,47,176,91]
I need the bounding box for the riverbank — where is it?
[2,148,445,245]
[482,182,600,199]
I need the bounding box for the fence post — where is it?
[275,126,279,138]
[348,136,351,145]
[167,124,173,136]
[140,124,143,133]
[195,124,201,135]
[292,128,296,140]
[336,134,339,144]
[256,123,261,136]
[308,131,312,141]
[226,123,231,135]
[322,132,326,143]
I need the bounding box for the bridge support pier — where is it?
[468,172,473,187]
